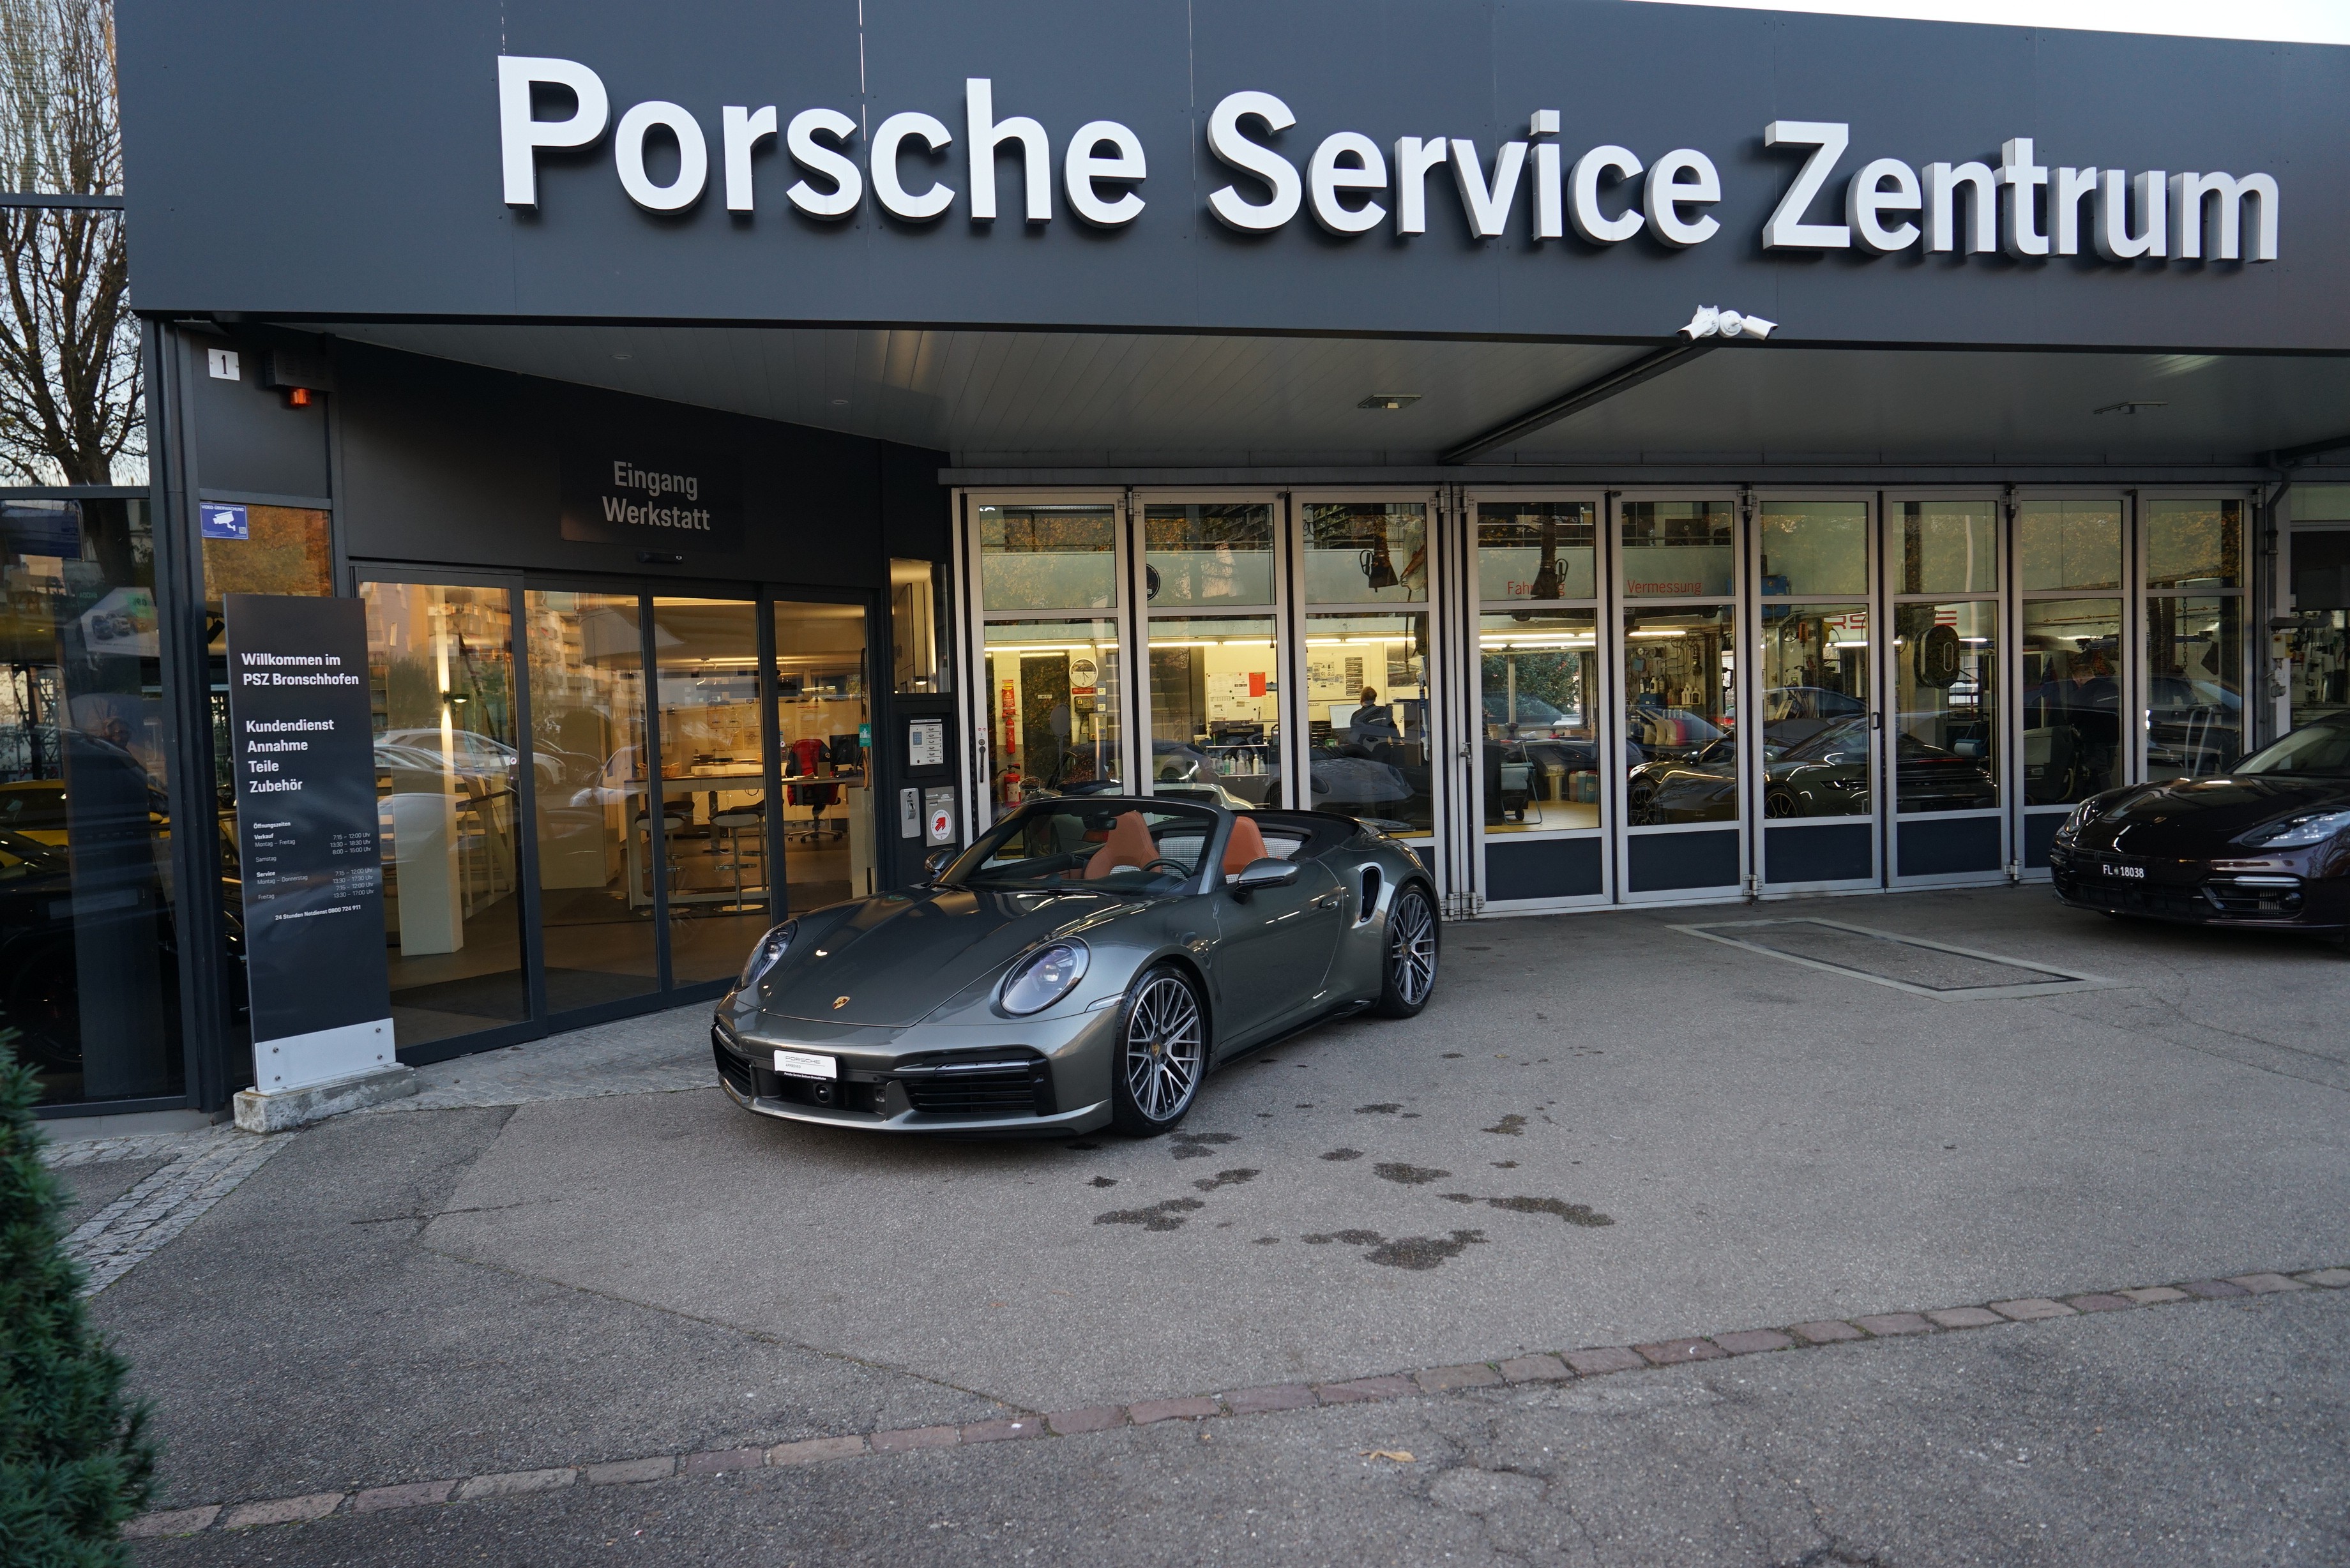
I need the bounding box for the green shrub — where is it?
[0,1038,155,1567]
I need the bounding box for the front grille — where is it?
[895,1051,1054,1117]
[2058,869,2305,921]
[713,1034,755,1097]
[2199,879,2305,919]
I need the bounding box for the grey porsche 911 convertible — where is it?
[711,796,1439,1138]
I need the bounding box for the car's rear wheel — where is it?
[1626,781,1659,825]
[1110,964,1206,1136]
[1372,883,1439,1018]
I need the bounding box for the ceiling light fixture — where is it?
[1358,393,1421,411]
[612,352,632,361]
[2092,400,2166,414]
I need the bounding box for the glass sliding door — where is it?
[2141,497,2248,780]
[973,499,1128,819]
[523,589,659,1014]
[2015,497,2125,871]
[360,580,529,1049]
[1298,497,1440,845]
[2288,508,2350,729]
[650,598,768,986]
[1755,497,1877,891]
[1888,499,2005,884]
[1615,497,1741,899]
[1471,495,1605,908]
[1141,500,1283,808]
[773,599,873,908]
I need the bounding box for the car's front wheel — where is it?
[1110,964,1207,1136]
[1372,883,1439,1018]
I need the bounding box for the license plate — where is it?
[773,1049,838,1080]
[2102,863,2146,880]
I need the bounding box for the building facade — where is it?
[23,0,2349,1117]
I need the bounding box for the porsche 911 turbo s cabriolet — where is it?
[2049,714,2350,946]
[711,797,1439,1137]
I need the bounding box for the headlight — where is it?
[737,921,797,992]
[2240,810,2350,848]
[2053,801,2100,844]
[1000,941,1088,1016]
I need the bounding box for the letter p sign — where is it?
[498,57,610,208]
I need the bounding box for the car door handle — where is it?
[1312,891,1341,909]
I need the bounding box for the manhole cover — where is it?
[1670,917,2118,1000]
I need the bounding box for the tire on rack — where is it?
[1109,962,1209,1136]
[1371,882,1439,1019]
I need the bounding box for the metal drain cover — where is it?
[1670,917,2119,1000]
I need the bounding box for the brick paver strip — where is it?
[1044,1406,1126,1435]
[584,1457,674,1486]
[1787,1320,1865,1345]
[869,1426,959,1453]
[1990,1299,2076,1321]
[961,1419,1045,1444]
[768,1436,866,1466]
[456,1468,576,1500]
[2178,1279,2250,1299]
[121,1505,220,1537]
[220,1493,344,1529]
[1925,1307,2005,1329]
[353,1480,459,1511]
[1128,1396,1221,1424]
[679,1448,762,1475]
[1225,1383,1318,1413]
[1416,1363,1503,1391]
[1496,1354,1572,1382]
[128,1261,2349,1540]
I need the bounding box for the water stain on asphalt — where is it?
[1356,1103,1403,1115]
[1089,1176,1118,1187]
[1321,1148,1363,1162]
[1483,1114,1528,1136]
[1192,1168,1260,1192]
[1368,1230,1488,1270]
[1373,1162,1451,1185]
[1492,1160,1518,1169]
[1095,1197,1208,1232]
[1442,1052,1465,1059]
[1302,1229,1384,1246]
[1170,1132,1240,1160]
[1486,1195,1613,1227]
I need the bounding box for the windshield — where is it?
[1781,715,1869,764]
[0,784,70,831]
[2236,718,2350,778]
[949,799,1218,894]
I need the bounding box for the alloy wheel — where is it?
[1123,974,1204,1122]
[1388,889,1437,1006]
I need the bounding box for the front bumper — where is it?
[709,1006,1117,1136]
[2048,846,2348,933]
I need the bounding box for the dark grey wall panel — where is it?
[1484,836,1602,903]
[1897,815,2003,877]
[116,1,2350,352]
[190,346,329,497]
[2022,810,2065,869]
[1627,829,1740,893]
[1764,820,1873,884]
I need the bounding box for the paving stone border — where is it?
[123,1263,2350,1540]
[62,1130,289,1298]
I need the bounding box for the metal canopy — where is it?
[319,320,2350,474]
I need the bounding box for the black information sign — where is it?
[224,594,392,1065]
[559,444,744,552]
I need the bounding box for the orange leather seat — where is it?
[1085,811,1158,878]
[1222,814,1269,874]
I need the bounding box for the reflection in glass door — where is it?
[773,600,874,907]
[1615,497,1740,899]
[2289,525,2350,728]
[1141,501,1284,808]
[361,581,529,1050]
[973,499,1128,819]
[1471,496,1606,908]
[2015,499,2126,871]
[1754,498,1876,891]
[1298,498,1438,840]
[1888,500,2005,884]
[651,598,768,986]
[2141,498,2247,781]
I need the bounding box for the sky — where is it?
[1630,0,2350,45]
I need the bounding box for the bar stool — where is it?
[711,800,766,906]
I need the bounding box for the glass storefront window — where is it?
[653,598,769,984]
[2289,529,2350,728]
[1760,603,1870,818]
[2017,500,2121,591]
[2020,599,2125,804]
[1476,502,1595,601]
[774,599,873,908]
[0,498,178,1104]
[1303,502,1427,604]
[2145,596,2243,778]
[1757,502,1868,597]
[1623,605,1736,824]
[524,591,658,1014]
[1891,601,1999,812]
[983,619,1121,815]
[1144,504,1274,606]
[2144,499,2243,590]
[1146,617,1279,807]
[1480,613,1598,831]
[1898,501,1999,595]
[1304,613,1431,833]
[978,504,1117,612]
[1621,501,1734,598]
[361,583,527,1050]
[889,559,947,694]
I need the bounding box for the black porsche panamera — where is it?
[2049,715,2350,947]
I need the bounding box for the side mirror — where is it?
[922,847,957,882]
[1227,857,1300,897]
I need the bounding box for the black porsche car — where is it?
[2048,714,2350,946]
